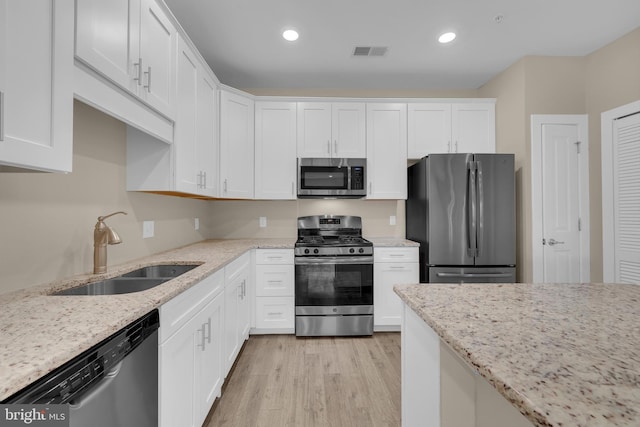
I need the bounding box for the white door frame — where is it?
[601,100,640,282]
[531,115,590,283]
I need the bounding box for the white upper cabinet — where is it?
[0,0,74,172]
[75,0,176,119]
[297,102,366,158]
[255,102,297,200]
[174,37,199,194]
[174,36,218,197]
[407,103,452,158]
[452,103,496,154]
[219,89,254,199]
[366,103,407,199]
[195,66,218,197]
[408,102,495,158]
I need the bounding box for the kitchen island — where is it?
[394,282,640,427]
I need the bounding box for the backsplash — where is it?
[208,199,406,239]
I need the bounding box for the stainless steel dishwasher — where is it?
[4,310,159,427]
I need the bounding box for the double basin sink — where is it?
[53,264,199,296]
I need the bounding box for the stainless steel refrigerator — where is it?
[406,153,516,283]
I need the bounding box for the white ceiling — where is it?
[164,0,640,90]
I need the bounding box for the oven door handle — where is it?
[295,256,374,265]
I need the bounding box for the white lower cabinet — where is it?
[224,252,251,376]
[374,247,419,329]
[159,269,225,427]
[402,304,533,427]
[253,249,295,333]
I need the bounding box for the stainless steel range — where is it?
[294,215,373,336]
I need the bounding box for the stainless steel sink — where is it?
[121,264,197,278]
[53,264,199,296]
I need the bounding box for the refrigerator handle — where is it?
[467,161,477,257]
[476,160,484,258]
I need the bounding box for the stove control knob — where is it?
[304,249,310,254]
[314,248,319,254]
[349,248,355,254]
[358,248,364,253]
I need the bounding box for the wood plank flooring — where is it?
[204,333,401,427]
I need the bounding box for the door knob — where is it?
[547,238,565,246]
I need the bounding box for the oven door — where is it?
[294,256,373,307]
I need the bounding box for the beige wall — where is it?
[479,27,640,283]
[0,102,212,294]
[208,199,405,239]
[478,60,527,281]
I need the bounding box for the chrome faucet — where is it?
[93,211,127,274]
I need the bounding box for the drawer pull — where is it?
[267,312,283,316]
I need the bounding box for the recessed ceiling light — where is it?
[282,29,299,42]
[438,32,456,44]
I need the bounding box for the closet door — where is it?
[612,113,640,283]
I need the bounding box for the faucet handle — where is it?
[98,211,127,222]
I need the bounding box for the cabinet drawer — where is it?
[255,249,294,265]
[374,247,419,263]
[255,265,294,296]
[255,297,294,329]
[159,269,224,343]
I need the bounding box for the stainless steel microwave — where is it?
[297,158,366,198]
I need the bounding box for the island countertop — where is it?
[394,282,640,427]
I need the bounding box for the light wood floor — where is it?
[204,333,401,427]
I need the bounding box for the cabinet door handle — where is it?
[205,317,212,344]
[144,66,152,92]
[292,181,295,197]
[327,140,330,154]
[203,171,207,188]
[389,266,407,270]
[133,58,143,85]
[334,140,337,154]
[243,279,247,297]
[368,182,372,194]
[455,141,459,153]
[197,326,206,350]
[447,140,451,152]
[224,179,228,193]
[0,91,4,141]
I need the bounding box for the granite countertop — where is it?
[367,237,419,247]
[394,282,640,427]
[0,238,294,401]
[0,237,413,401]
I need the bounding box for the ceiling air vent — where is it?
[352,46,388,57]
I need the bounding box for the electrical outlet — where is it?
[143,221,154,238]
[390,215,397,226]
[194,218,200,230]
[259,217,267,228]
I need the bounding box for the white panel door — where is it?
[612,113,640,283]
[541,123,583,283]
